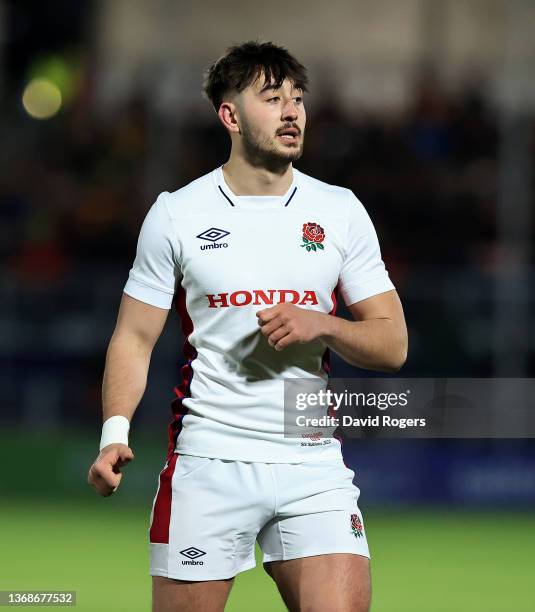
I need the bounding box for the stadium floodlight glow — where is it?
[22,78,62,120]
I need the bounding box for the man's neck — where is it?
[222,158,294,196]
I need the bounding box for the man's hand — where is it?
[257,303,327,351]
[87,443,134,497]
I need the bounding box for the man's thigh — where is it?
[152,576,234,612]
[264,553,371,612]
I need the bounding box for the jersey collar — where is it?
[214,165,298,209]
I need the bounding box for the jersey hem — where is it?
[340,277,395,306]
[174,448,343,464]
[123,277,174,309]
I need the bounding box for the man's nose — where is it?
[281,99,299,121]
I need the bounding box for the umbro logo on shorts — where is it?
[197,227,230,250]
[180,547,206,565]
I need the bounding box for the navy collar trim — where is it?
[217,184,298,208]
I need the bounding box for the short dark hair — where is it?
[202,40,309,112]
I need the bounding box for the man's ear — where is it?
[218,101,241,135]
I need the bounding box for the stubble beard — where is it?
[240,116,304,173]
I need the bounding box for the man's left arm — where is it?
[318,289,407,373]
[317,189,407,373]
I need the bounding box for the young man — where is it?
[88,41,407,612]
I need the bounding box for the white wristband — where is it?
[99,415,130,451]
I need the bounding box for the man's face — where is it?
[233,74,306,169]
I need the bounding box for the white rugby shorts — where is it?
[148,454,370,581]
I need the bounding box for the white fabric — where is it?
[123,193,181,309]
[124,165,395,462]
[149,454,370,581]
[99,415,130,450]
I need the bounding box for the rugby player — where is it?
[88,40,408,612]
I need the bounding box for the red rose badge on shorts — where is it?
[301,222,325,252]
[351,513,364,538]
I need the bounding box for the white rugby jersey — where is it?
[124,165,395,462]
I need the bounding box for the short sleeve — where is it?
[123,192,181,309]
[338,191,395,307]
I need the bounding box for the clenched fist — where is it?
[87,443,134,497]
[257,302,328,351]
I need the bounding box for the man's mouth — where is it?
[277,127,300,142]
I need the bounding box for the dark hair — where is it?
[202,40,309,112]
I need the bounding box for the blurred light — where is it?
[29,55,76,104]
[22,79,62,119]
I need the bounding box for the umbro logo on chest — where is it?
[196,227,230,250]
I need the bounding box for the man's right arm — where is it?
[103,293,169,422]
[87,293,170,497]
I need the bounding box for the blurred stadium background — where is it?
[1,1,534,610]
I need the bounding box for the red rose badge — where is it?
[350,513,364,538]
[301,222,325,252]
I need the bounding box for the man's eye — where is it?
[266,95,302,104]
